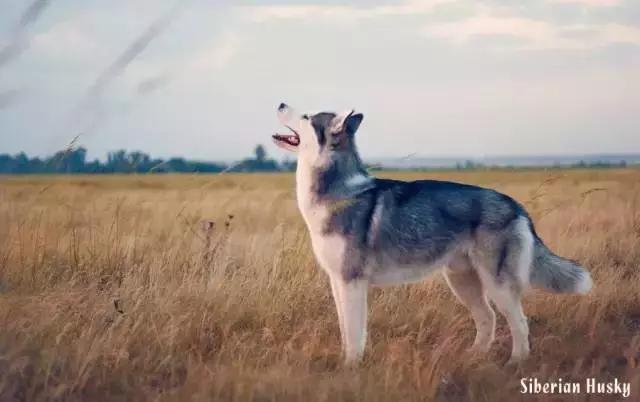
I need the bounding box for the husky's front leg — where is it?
[333,277,368,364]
[329,277,346,351]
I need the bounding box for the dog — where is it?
[272,103,592,365]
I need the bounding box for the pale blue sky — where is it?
[0,0,639,161]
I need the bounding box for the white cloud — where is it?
[421,10,640,50]
[598,24,640,45]
[239,0,454,22]
[241,5,354,22]
[186,32,242,73]
[548,0,621,7]
[372,0,460,17]
[111,31,242,97]
[242,1,640,51]
[30,18,109,64]
[423,15,555,46]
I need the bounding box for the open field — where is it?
[1,169,640,401]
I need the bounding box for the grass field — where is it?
[1,169,640,401]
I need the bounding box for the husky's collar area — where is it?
[311,161,374,201]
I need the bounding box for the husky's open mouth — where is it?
[272,126,300,147]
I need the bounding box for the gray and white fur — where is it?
[272,103,592,364]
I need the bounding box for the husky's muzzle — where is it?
[273,103,300,150]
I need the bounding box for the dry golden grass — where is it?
[1,169,640,401]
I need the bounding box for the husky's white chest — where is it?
[296,172,347,276]
[298,200,347,276]
[309,231,348,276]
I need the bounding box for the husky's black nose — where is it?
[278,103,288,111]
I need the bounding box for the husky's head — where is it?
[272,103,364,165]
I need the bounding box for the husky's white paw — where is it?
[343,356,363,367]
[506,353,529,366]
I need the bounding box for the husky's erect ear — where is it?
[337,110,363,136]
[333,110,364,138]
[329,111,363,149]
[345,112,363,136]
[331,110,364,148]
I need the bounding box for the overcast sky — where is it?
[0,0,639,161]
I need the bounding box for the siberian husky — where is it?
[272,103,592,364]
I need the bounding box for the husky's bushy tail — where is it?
[529,238,593,294]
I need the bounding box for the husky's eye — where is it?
[302,114,309,120]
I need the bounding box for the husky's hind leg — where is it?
[444,257,496,353]
[486,284,529,363]
[473,217,533,363]
[473,255,530,362]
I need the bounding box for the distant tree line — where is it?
[453,159,629,170]
[1,147,633,174]
[0,145,297,174]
